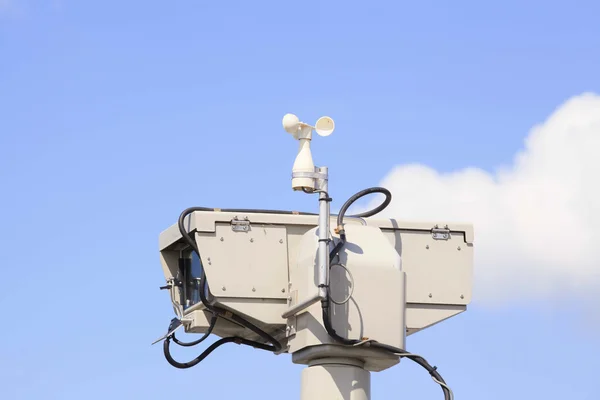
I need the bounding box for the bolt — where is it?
[457,246,461,251]
[250,238,254,243]
[426,245,430,249]
[220,237,224,242]
[222,286,226,291]
[428,293,432,298]
[279,239,283,244]
[460,294,464,299]
[252,287,256,292]
[281,288,286,293]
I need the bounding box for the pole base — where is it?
[300,358,370,400]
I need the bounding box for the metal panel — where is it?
[391,230,473,305]
[195,222,289,299]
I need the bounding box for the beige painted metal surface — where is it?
[158,209,474,360]
[195,223,289,299]
[286,224,406,371]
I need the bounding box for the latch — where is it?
[431,225,450,240]
[231,216,251,232]
[285,316,297,337]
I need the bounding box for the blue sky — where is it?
[1,1,599,399]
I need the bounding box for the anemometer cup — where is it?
[314,116,334,137]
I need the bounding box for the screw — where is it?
[428,293,432,298]
[222,286,226,291]
[457,246,461,251]
[281,288,286,293]
[220,237,224,242]
[252,287,256,292]
[426,245,430,249]
[250,238,254,243]
[279,239,283,244]
[460,294,464,299]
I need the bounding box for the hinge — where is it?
[286,316,297,337]
[231,216,251,232]
[431,225,450,240]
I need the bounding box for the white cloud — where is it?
[372,93,600,305]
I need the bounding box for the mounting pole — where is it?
[317,166,329,301]
[299,168,371,399]
[300,358,371,400]
[286,114,370,399]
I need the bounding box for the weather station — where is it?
[153,114,474,400]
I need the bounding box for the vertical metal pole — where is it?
[300,358,371,400]
[317,166,329,301]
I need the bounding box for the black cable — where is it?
[362,341,451,400]
[329,187,392,263]
[178,207,283,353]
[336,186,393,221]
[163,336,275,369]
[323,304,451,399]
[321,300,358,345]
[171,314,218,347]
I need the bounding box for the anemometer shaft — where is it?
[317,166,329,301]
